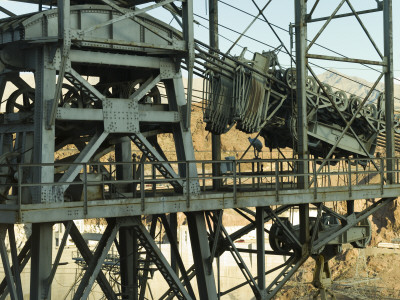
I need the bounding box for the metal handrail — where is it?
[2,157,400,210]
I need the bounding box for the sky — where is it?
[0,0,398,84]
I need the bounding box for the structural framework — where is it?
[0,0,397,299]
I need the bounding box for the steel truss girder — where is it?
[57,131,109,197]
[73,218,121,299]
[30,223,53,300]
[130,217,193,300]
[312,197,395,251]
[65,221,118,300]
[78,0,179,36]
[206,210,262,298]
[265,254,308,299]
[160,214,196,299]
[0,235,31,300]
[300,0,393,177]
[0,225,23,300]
[159,206,293,298]
[44,221,73,298]
[64,68,106,103]
[186,212,217,300]
[266,206,302,250]
[119,227,138,300]
[220,222,262,298]
[138,215,158,300]
[129,133,183,192]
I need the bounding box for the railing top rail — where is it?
[2,156,399,168]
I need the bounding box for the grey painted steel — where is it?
[306,53,385,66]
[7,226,23,300]
[265,255,308,299]
[182,0,194,130]
[384,0,395,183]
[44,221,72,298]
[56,105,179,122]
[0,226,17,300]
[308,7,382,23]
[129,75,161,101]
[209,0,222,190]
[0,5,185,53]
[310,72,384,180]
[256,207,266,296]
[119,227,138,300]
[160,266,196,300]
[129,133,183,190]
[0,1,396,299]
[138,215,157,300]
[208,210,222,274]
[116,137,133,192]
[48,0,71,128]
[312,197,394,251]
[30,223,53,300]
[307,0,346,51]
[131,217,193,300]
[64,69,106,103]
[0,6,15,17]
[116,137,136,299]
[164,77,200,192]
[57,131,108,195]
[160,214,196,299]
[67,221,117,299]
[187,212,217,300]
[295,0,310,250]
[8,183,400,224]
[0,237,31,300]
[169,213,178,274]
[73,219,120,300]
[32,47,56,203]
[79,0,177,35]
[220,223,261,298]
[69,50,174,69]
[295,0,308,188]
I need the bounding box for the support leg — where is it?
[32,46,56,203]
[186,212,217,300]
[119,227,138,300]
[169,213,178,274]
[0,236,31,300]
[0,225,18,300]
[30,223,53,300]
[256,207,266,299]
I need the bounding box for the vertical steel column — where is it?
[0,226,18,300]
[33,46,56,203]
[256,207,266,298]
[30,223,53,300]
[119,227,138,300]
[57,0,70,37]
[187,212,217,300]
[210,0,221,190]
[295,0,309,188]
[169,213,178,274]
[165,77,199,191]
[182,0,194,130]
[116,137,133,192]
[384,0,394,183]
[295,0,310,247]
